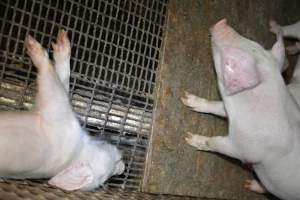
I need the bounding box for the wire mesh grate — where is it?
[0,0,168,191]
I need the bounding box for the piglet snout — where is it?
[210,18,240,46]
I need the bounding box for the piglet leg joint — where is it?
[51,30,71,61]
[185,132,241,160]
[269,20,282,36]
[25,35,50,69]
[185,132,212,151]
[181,91,227,117]
[244,179,267,194]
[52,30,71,92]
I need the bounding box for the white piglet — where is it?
[270,20,300,106]
[0,31,124,191]
[182,19,300,200]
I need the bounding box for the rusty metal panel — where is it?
[142,0,300,199]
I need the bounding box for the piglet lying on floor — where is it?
[182,19,300,200]
[0,31,124,191]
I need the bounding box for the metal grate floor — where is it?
[0,0,168,191]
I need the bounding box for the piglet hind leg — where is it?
[26,35,52,71]
[185,132,241,160]
[25,35,72,120]
[52,30,71,93]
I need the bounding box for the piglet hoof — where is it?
[244,179,267,194]
[269,20,281,35]
[52,30,71,64]
[181,91,206,112]
[185,132,211,151]
[286,42,300,55]
[181,91,191,106]
[25,35,49,68]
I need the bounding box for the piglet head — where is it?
[210,19,285,96]
[48,140,125,191]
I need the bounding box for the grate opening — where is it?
[0,0,168,191]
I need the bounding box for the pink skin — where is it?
[210,19,241,47]
[221,46,260,95]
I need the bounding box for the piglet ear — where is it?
[221,47,260,95]
[48,162,94,191]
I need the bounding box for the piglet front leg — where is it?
[181,91,227,117]
[185,132,241,160]
[244,179,267,194]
